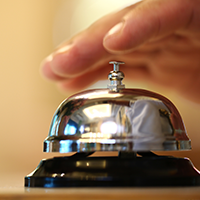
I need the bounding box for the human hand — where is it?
[40,0,200,103]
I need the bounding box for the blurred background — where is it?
[0,0,200,187]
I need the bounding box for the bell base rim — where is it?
[25,153,200,188]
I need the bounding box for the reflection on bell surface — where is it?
[43,83,190,152]
[25,61,200,188]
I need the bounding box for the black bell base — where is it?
[25,152,200,187]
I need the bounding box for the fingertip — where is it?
[40,54,66,81]
[41,43,84,79]
[39,54,52,78]
[104,22,124,38]
[40,54,53,72]
[103,19,139,54]
[50,43,77,77]
[103,21,127,53]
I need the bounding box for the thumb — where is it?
[103,0,194,53]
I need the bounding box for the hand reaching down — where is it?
[40,0,200,104]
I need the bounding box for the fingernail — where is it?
[46,54,53,62]
[55,44,74,54]
[105,22,124,38]
[40,53,53,68]
[40,44,73,68]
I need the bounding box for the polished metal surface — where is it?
[44,87,191,153]
[44,61,191,153]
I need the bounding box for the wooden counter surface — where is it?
[0,186,200,200]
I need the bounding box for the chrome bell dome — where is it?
[44,61,191,153]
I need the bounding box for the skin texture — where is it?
[40,0,200,104]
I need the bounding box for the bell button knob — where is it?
[107,61,125,92]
